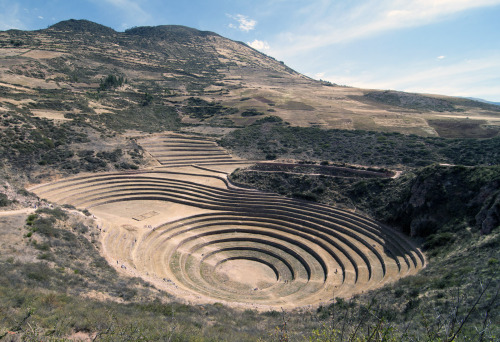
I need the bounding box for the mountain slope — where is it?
[0,19,499,138]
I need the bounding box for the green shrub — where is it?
[34,218,58,237]
[26,214,37,225]
[36,207,68,220]
[99,74,125,91]
[38,252,54,261]
[115,162,139,170]
[33,242,51,251]
[0,193,11,206]
[424,232,455,250]
[241,109,264,117]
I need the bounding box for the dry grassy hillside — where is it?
[1,19,499,138]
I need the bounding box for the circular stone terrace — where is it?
[29,133,425,309]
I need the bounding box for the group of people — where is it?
[144,224,156,231]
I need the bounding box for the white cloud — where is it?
[228,14,257,32]
[315,72,325,79]
[272,0,500,56]
[38,16,44,19]
[248,39,270,50]
[259,0,500,101]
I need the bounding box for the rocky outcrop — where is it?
[392,165,500,237]
[473,183,500,234]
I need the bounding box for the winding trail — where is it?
[0,208,36,217]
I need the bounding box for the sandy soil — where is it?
[20,49,66,59]
[31,109,72,121]
[0,208,35,217]
[216,259,278,289]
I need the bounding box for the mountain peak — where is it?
[124,25,219,41]
[45,19,116,35]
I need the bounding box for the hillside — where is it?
[1,19,499,182]
[0,20,499,341]
[0,19,499,139]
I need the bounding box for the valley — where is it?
[0,20,498,341]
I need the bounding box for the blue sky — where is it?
[1,0,500,102]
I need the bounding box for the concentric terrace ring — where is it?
[30,170,424,307]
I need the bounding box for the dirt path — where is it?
[0,208,35,217]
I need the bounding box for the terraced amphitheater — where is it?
[29,133,425,309]
[138,134,256,169]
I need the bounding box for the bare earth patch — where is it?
[216,259,278,290]
[31,109,72,121]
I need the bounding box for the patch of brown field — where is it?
[372,115,433,128]
[181,125,237,136]
[0,81,36,93]
[203,84,224,92]
[0,73,62,89]
[88,100,114,114]
[67,331,95,342]
[277,100,315,111]
[20,49,67,59]
[81,290,124,304]
[31,109,72,121]
[0,210,39,265]
[0,97,35,106]
[0,48,31,57]
[254,96,274,104]
[433,113,500,122]
[427,119,500,138]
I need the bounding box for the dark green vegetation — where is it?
[221,120,500,167]
[0,109,144,178]
[427,119,500,138]
[184,97,238,122]
[98,74,126,91]
[357,90,500,112]
[241,108,265,117]
[0,193,11,206]
[15,208,149,300]
[96,103,180,132]
[0,109,87,169]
